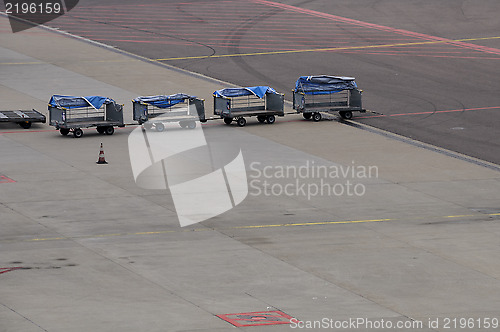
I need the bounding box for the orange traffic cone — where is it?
[96,143,108,164]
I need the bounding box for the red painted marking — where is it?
[0,129,56,135]
[0,267,21,274]
[217,310,293,327]
[252,0,500,56]
[0,175,16,183]
[358,106,500,119]
[89,38,311,49]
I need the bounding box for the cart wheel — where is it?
[312,112,322,122]
[60,128,70,136]
[179,121,187,128]
[96,127,105,134]
[19,121,32,129]
[266,115,276,124]
[73,128,83,138]
[104,126,115,135]
[302,113,312,120]
[143,122,153,130]
[237,117,246,127]
[187,121,196,129]
[224,117,233,125]
[340,111,353,120]
[155,123,165,132]
[257,116,266,123]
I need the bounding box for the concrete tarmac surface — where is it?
[1,5,500,332]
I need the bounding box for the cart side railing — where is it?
[63,106,105,123]
[293,89,363,111]
[133,96,205,123]
[214,92,284,117]
[231,95,266,112]
[138,102,189,119]
[49,102,123,126]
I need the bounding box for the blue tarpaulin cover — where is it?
[214,86,278,99]
[294,76,357,95]
[49,95,114,109]
[133,93,195,109]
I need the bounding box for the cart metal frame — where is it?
[0,109,46,129]
[133,94,205,132]
[213,86,284,127]
[293,75,365,121]
[49,95,124,138]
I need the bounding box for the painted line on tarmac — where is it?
[17,213,500,243]
[253,0,500,56]
[28,237,66,241]
[23,218,389,242]
[0,267,22,274]
[22,218,388,242]
[444,214,475,218]
[153,36,500,62]
[1,36,499,66]
[356,106,500,119]
[232,219,391,229]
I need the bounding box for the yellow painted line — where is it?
[18,213,500,243]
[0,61,45,65]
[1,36,499,66]
[154,36,500,62]
[132,228,210,236]
[444,214,475,218]
[234,218,392,229]
[24,228,206,242]
[28,237,66,242]
[133,231,174,235]
[21,218,391,242]
[93,233,123,238]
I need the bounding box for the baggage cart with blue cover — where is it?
[0,109,46,129]
[293,75,365,121]
[48,95,124,138]
[213,86,284,127]
[132,93,205,132]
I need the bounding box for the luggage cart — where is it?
[0,109,46,129]
[48,95,124,138]
[213,86,284,127]
[293,75,365,121]
[133,94,205,132]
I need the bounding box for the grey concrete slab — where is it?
[0,244,229,332]
[0,204,56,242]
[78,230,400,319]
[0,305,43,332]
[402,178,500,209]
